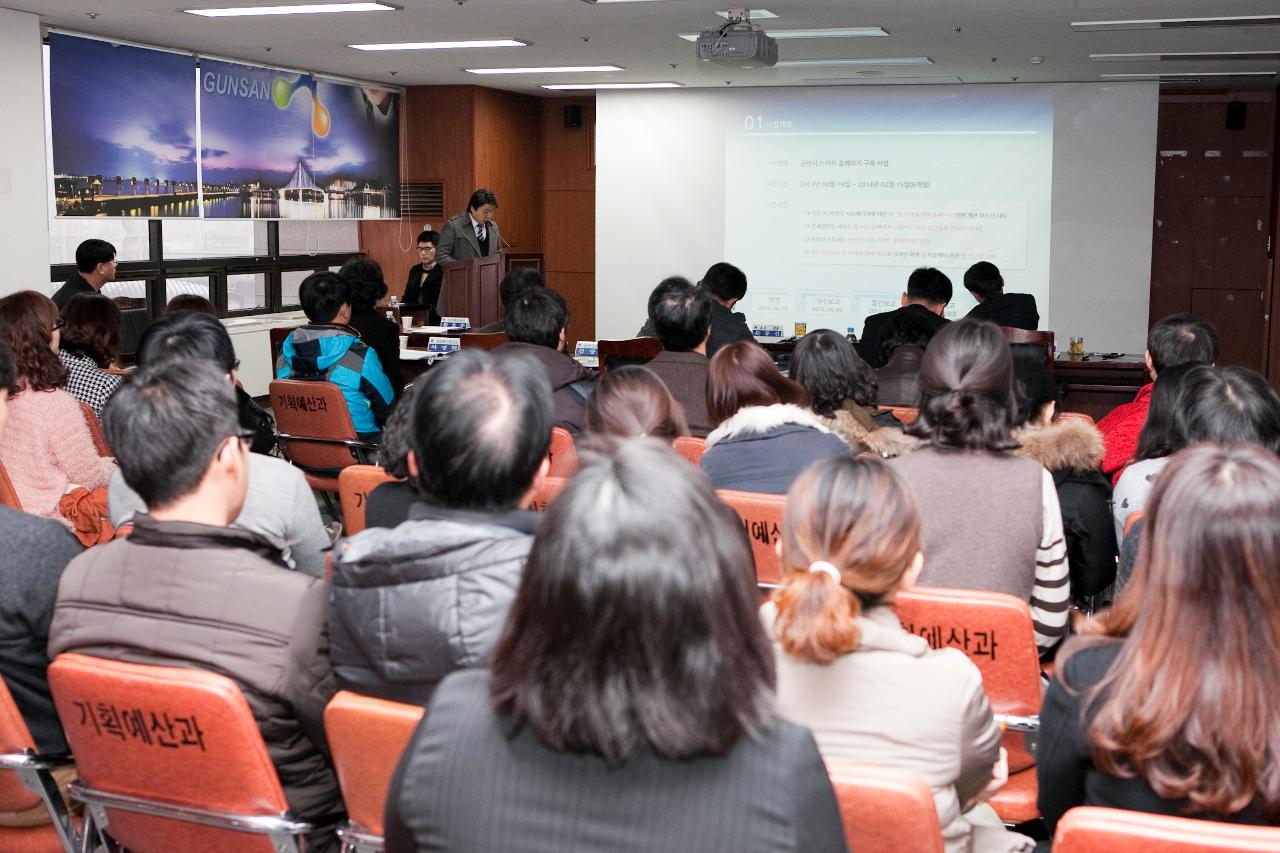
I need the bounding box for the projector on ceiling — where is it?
[697,26,778,67]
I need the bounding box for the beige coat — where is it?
[764,603,1031,853]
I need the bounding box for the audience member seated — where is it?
[873,308,940,407]
[51,238,116,309]
[584,365,688,442]
[363,383,419,531]
[701,341,848,495]
[1038,444,1280,846]
[276,271,394,439]
[329,350,551,704]
[495,286,592,434]
[57,292,123,419]
[340,257,404,393]
[1108,362,1197,546]
[384,439,847,852]
[1011,352,1116,601]
[791,328,917,458]
[859,267,952,368]
[640,276,714,436]
[108,312,330,576]
[164,293,217,316]
[766,455,1034,853]
[401,229,442,324]
[0,337,82,761]
[1097,313,1218,480]
[1113,364,1280,593]
[0,291,115,536]
[891,319,1069,652]
[474,266,544,334]
[963,261,1039,330]
[49,360,343,847]
[638,262,756,358]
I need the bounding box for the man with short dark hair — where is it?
[474,266,544,335]
[1097,313,1220,479]
[857,267,953,368]
[402,228,443,324]
[329,349,553,705]
[276,271,394,437]
[435,190,502,317]
[496,286,593,433]
[49,360,344,846]
[639,262,756,358]
[643,277,714,436]
[52,239,116,309]
[963,261,1039,330]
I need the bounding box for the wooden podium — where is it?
[442,252,543,328]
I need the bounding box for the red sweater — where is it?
[1096,383,1152,483]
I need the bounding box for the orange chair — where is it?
[0,461,22,511]
[268,326,298,367]
[596,337,662,374]
[1123,509,1144,538]
[324,691,425,853]
[0,679,80,853]
[547,427,579,478]
[338,465,400,536]
[893,586,1042,825]
[78,403,110,457]
[49,653,314,853]
[1000,327,1056,374]
[458,331,508,351]
[828,764,944,853]
[270,380,378,494]
[1053,806,1280,852]
[673,435,707,465]
[883,405,919,425]
[716,489,785,587]
[529,476,568,512]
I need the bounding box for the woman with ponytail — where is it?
[889,319,1069,652]
[765,455,1034,853]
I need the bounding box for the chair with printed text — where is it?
[48,652,314,853]
[828,764,944,853]
[0,678,80,853]
[338,465,400,536]
[716,489,786,588]
[1053,806,1280,853]
[893,586,1043,826]
[270,380,378,497]
[324,691,425,853]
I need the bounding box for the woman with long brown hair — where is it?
[766,455,1033,853]
[1038,442,1280,836]
[584,365,688,441]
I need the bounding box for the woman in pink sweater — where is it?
[0,291,115,529]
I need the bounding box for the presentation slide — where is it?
[596,83,1157,352]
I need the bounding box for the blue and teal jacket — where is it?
[276,324,395,435]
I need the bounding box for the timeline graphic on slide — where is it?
[724,87,1054,336]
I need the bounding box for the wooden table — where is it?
[1053,353,1147,422]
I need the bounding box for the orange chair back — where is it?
[0,678,77,853]
[458,331,508,351]
[1000,327,1056,373]
[0,679,42,813]
[716,489,785,586]
[270,379,365,489]
[597,337,662,374]
[547,427,579,478]
[829,765,944,853]
[530,476,568,512]
[1053,806,1280,853]
[324,691,424,840]
[883,405,918,425]
[673,435,707,465]
[49,653,295,853]
[0,461,21,511]
[268,326,297,366]
[1123,509,1144,538]
[79,402,111,457]
[338,465,399,535]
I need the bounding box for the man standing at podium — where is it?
[435,189,502,317]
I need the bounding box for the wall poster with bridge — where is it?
[49,33,401,220]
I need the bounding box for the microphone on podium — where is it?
[488,218,514,249]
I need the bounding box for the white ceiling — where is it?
[6,0,1280,92]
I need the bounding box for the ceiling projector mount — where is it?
[697,8,779,67]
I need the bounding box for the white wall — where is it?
[0,9,51,296]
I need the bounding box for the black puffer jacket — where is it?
[328,502,537,706]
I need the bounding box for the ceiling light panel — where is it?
[467,65,623,74]
[1072,15,1280,32]
[1091,50,1280,62]
[1102,71,1277,78]
[542,82,682,89]
[776,57,932,68]
[716,9,778,19]
[186,2,396,16]
[678,27,887,42]
[350,39,528,50]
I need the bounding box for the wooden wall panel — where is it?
[473,88,544,254]
[1192,288,1267,369]
[547,271,596,348]
[543,191,594,272]
[543,99,595,192]
[405,86,475,215]
[542,97,596,341]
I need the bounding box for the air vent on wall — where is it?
[400,182,444,218]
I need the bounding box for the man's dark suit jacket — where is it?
[966,292,1039,330]
[858,303,949,368]
[402,263,443,323]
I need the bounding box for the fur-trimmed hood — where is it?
[705,404,831,447]
[820,409,921,459]
[1014,418,1104,473]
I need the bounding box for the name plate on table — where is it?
[441,316,470,331]
[426,336,461,355]
[574,341,599,369]
[751,324,784,340]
